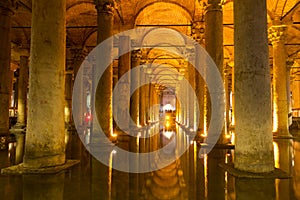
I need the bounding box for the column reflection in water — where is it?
[145,124,188,200]
[274,139,293,200]
[23,174,65,200]
[207,149,225,200]
[235,178,275,200]
[293,139,300,199]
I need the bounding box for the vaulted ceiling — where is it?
[10,0,300,78]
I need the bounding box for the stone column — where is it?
[23,0,66,167]
[117,36,131,131]
[205,0,225,142]
[188,62,195,129]
[71,47,87,129]
[94,0,114,138]
[286,60,293,125]
[139,68,146,126]
[0,1,16,144]
[234,0,274,172]
[14,56,29,128]
[130,50,141,127]
[145,79,150,125]
[64,71,73,126]
[231,63,235,126]
[269,25,289,135]
[224,64,231,130]
[192,43,205,135]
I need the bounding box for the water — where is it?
[0,126,299,200]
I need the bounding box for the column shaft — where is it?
[65,73,73,126]
[234,0,274,172]
[139,69,146,126]
[130,50,141,127]
[205,1,225,142]
[94,0,114,138]
[15,56,29,128]
[24,0,66,167]
[269,25,289,135]
[0,4,13,138]
[117,36,131,130]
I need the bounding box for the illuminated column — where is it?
[94,0,114,138]
[292,67,300,115]
[234,0,274,172]
[139,68,147,126]
[14,56,29,128]
[117,36,131,130]
[224,64,231,130]
[64,71,73,126]
[269,25,289,135]
[286,60,293,126]
[145,79,150,124]
[0,1,16,146]
[71,47,87,129]
[188,61,195,129]
[205,0,225,142]
[24,0,66,167]
[130,50,141,127]
[192,40,205,135]
[231,63,235,126]
[184,71,189,126]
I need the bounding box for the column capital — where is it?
[268,25,287,44]
[94,0,115,14]
[131,49,142,61]
[0,0,19,15]
[70,46,88,63]
[286,59,294,71]
[224,63,232,77]
[205,0,222,11]
[191,21,205,44]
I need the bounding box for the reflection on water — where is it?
[1,127,300,199]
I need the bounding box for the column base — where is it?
[219,163,290,179]
[12,123,26,130]
[272,130,294,139]
[23,154,66,168]
[1,160,80,175]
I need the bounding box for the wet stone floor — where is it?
[0,126,300,200]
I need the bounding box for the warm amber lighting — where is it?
[111,132,118,138]
[273,102,279,132]
[225,133,231,139]
[166,121,170,128]
[273,141,280,168]
[163,131,174,139]
[165,116,170,120]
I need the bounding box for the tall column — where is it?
[234,0,274,172]
[130,50,141,127]
[145,79,150,124]
[230,63,235,126]
[224,64,231,130]
[94,0,114,138]
[139,68,146,126]
[64,71,73,126]
[23,0,66,167]
[188,62,195,129]
[286,60,293,125]
[117,36,131,130]
[0,1,16,145]
[269,25,289,135]
[14,56,29,128]
[71,47,87,129]
[204,0,225,142]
